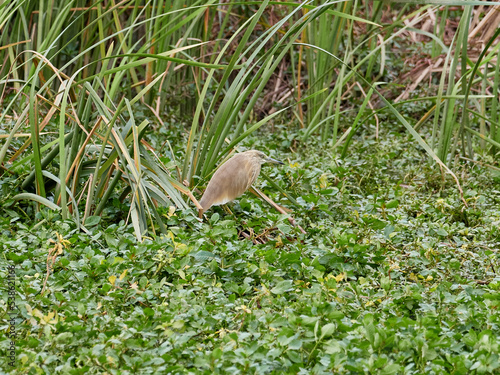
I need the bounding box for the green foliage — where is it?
[2,127,499,373]
[1,2,500,371]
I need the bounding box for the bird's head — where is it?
[250,150,284,165]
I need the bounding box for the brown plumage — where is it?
[198,150,284,217]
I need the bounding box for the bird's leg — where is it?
[222,204,233,216]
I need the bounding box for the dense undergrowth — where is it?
[2,124,499,374]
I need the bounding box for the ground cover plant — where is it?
[1,0,500,374]
[2,128,500,374]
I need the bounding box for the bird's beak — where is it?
[266,156,284,165]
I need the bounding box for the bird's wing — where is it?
[200,154,259,209]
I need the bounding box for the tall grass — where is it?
[0,1,218,238]
[1,1,499,237]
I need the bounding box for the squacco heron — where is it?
[198,150,284,218]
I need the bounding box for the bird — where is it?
[198,150,284,218]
